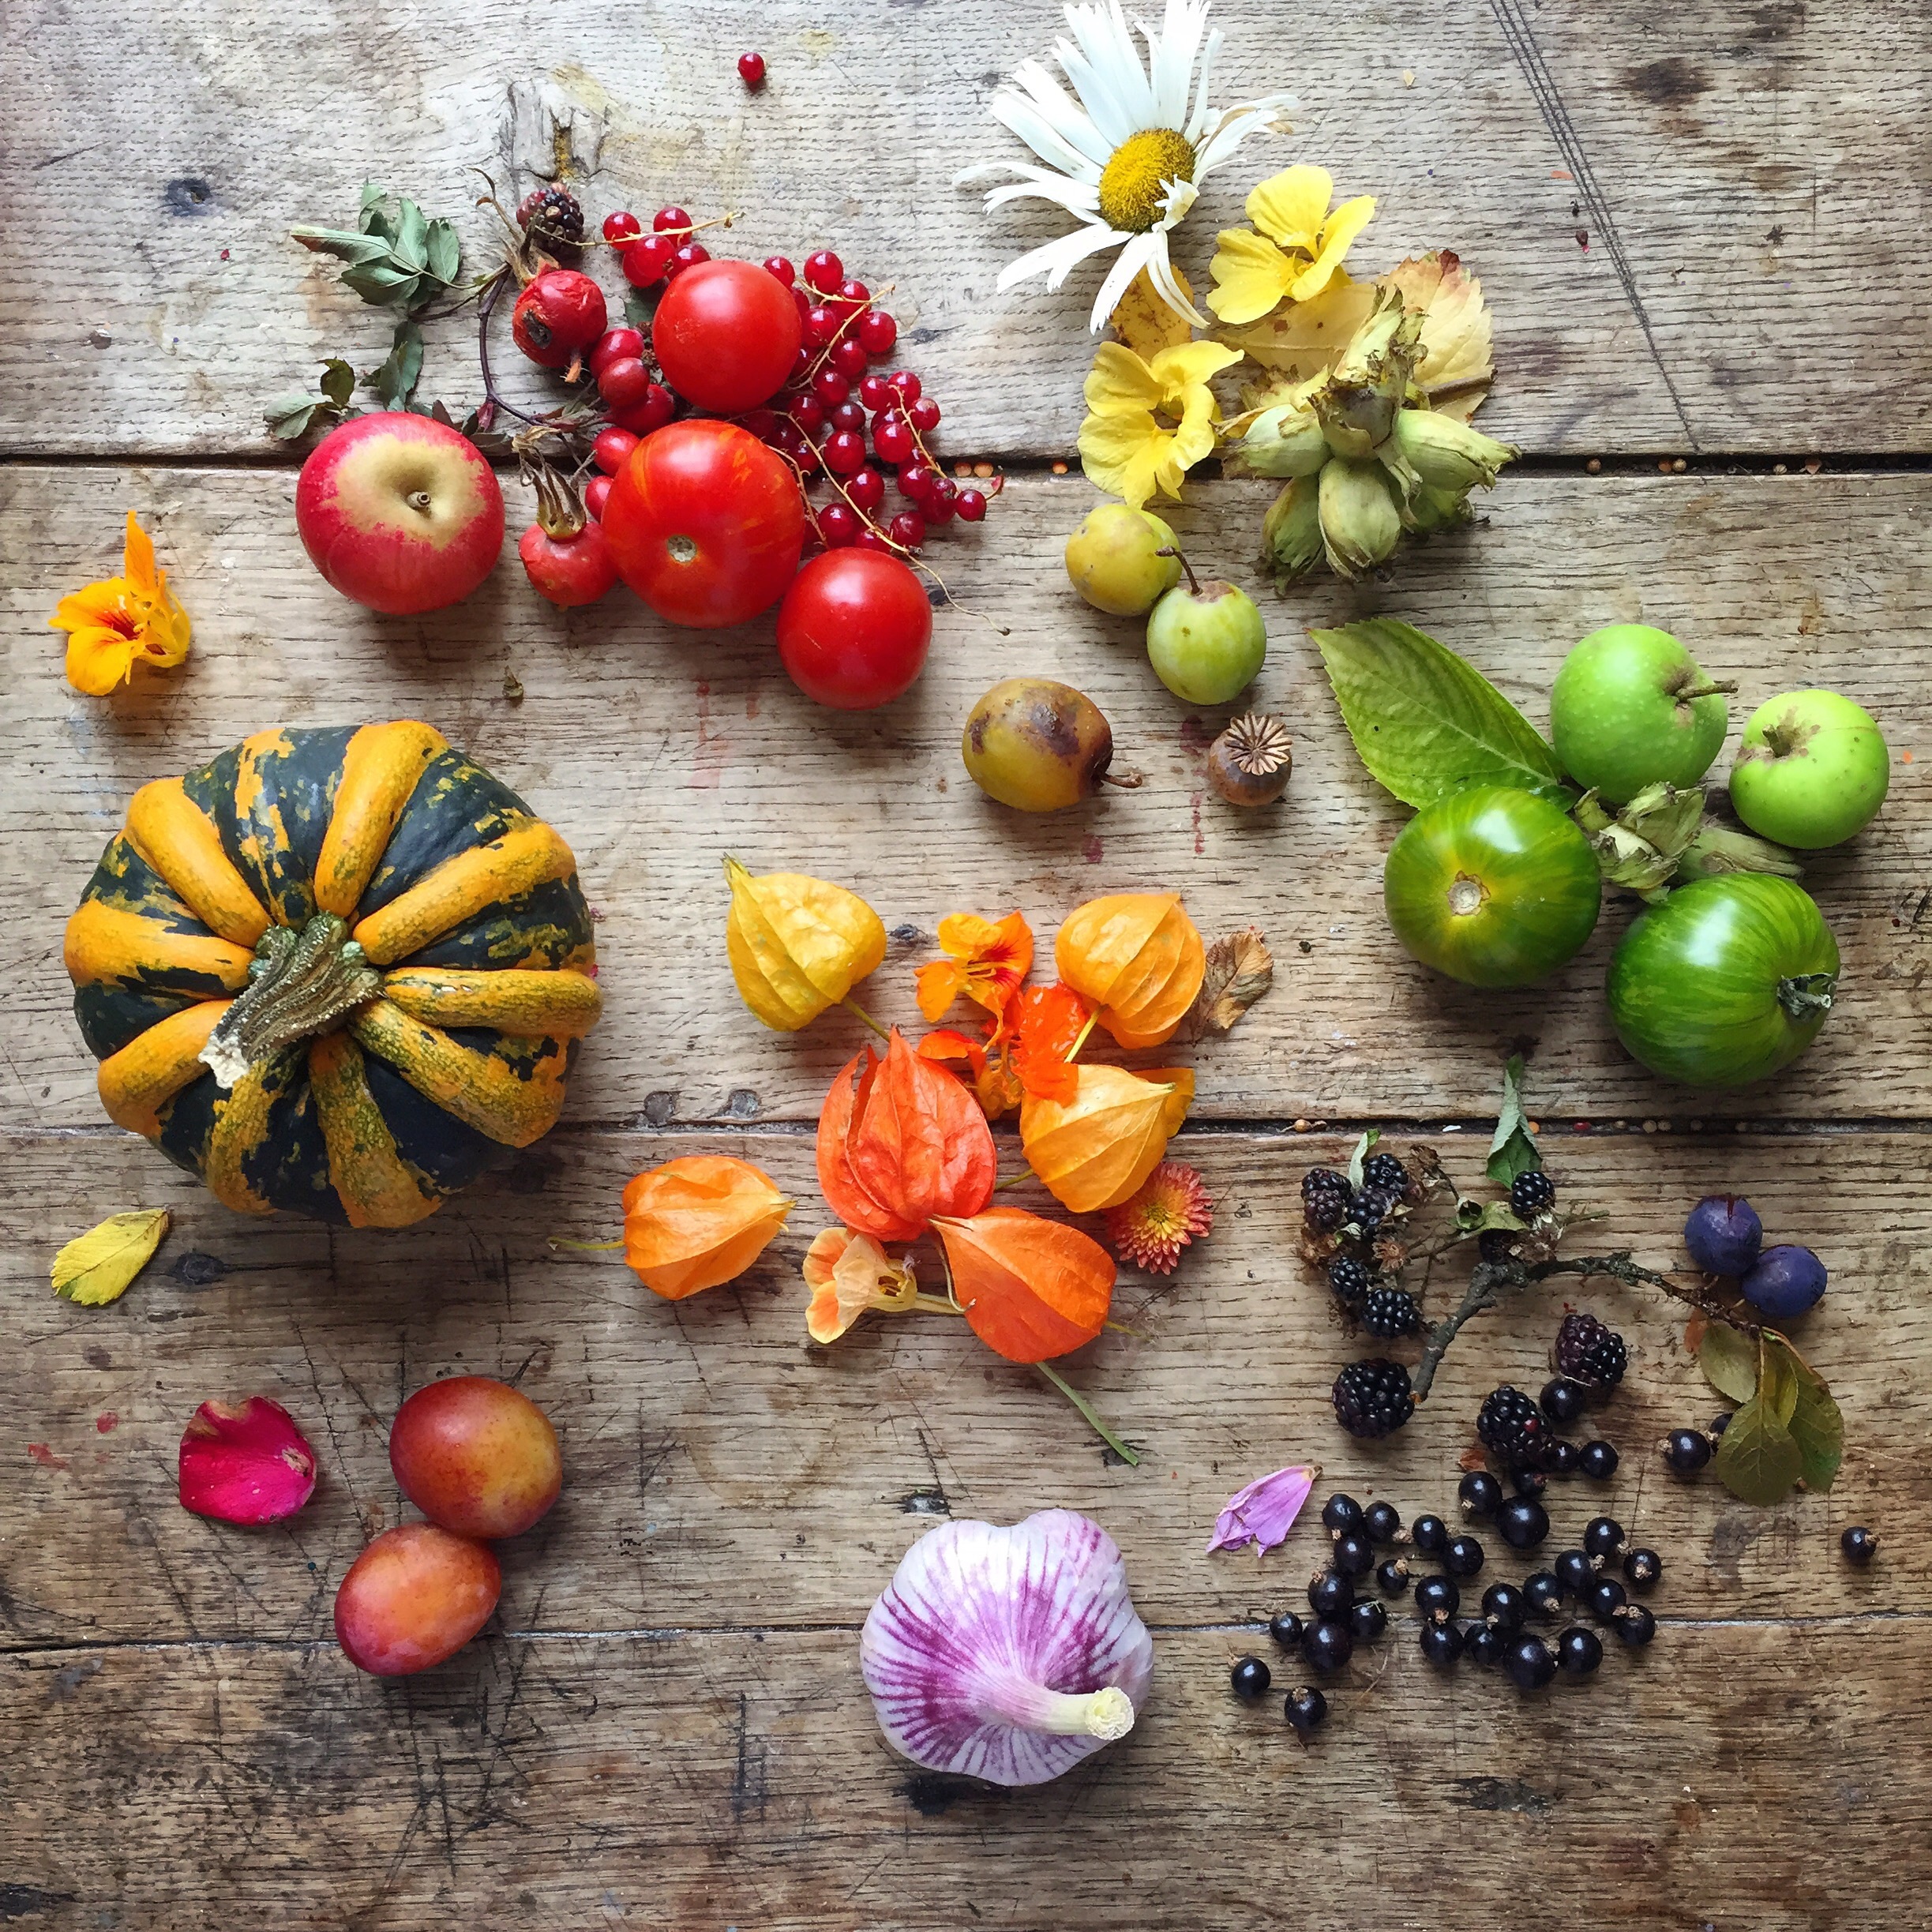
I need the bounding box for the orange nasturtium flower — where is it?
[1020,1064,1196,1214]
[1008,981,1091,1104]
[917,1029,1026,1120]
[802,1226,932,1343]
[51,512,192,696]
[932,1208,1116,1364]
[621,1156,793,1299]
[1055,894,1206,1049]
[915,911,1034,1026]
[724,856,887,1032]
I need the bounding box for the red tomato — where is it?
[776,550,932,708]
[651,260,803,413]
[518,518,618,608]
[603,420,806,628]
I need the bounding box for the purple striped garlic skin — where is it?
[861,1509,1154,1787]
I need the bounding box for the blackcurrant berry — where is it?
[1443,1534,1485,1578]
[1302,1619,1355,1674]
[1230,1656,1270,1699]
[1412,1514,1448,1556]
[1504,1634,1558,1690]
[1419,1619,1465,1666]
[1546,1439,1581,1476]
[1307,1569,1354,1620]
[1663,1427,1713,1472]
[1465,1621,1507,1666]
[1557,1626,1604,1677]
[1350,1598,1388,1643]
[1332,1531,1376,1578]
[1540,1377,1587,1427]
[1842,1525,1878,1566]
[1497,1497,1550,1551]
[1458,1471,1503,1519]
[1268,1610,1305,1651]
[1481,1581,1528,1631]
[1375,1556,1410,1596]
[1589,1577,1629,1621]
[1512,1465,1549,1497]
[1615,1603,1657,1647]
[1284,1685,1328,1736]
[1363,1501,1402,1544]
[1415,1574,1460,1619]
[1710,1411,1731,1435]
[1579,1439,1619,1480]
[1555,1549,1596,1596]
[1322,1492,1364,1535]
[1523,1570,1564,1616]
[1623,1548,1663,1590]
[1583,1517,1626,1561]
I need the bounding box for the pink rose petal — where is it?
[1206,1462,1319,1556]
[178,1397,317,1526]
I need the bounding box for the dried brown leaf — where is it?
[1177,926,1274,1043]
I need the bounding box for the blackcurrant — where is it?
[1556,1626,1604,1677]
[1546,1439,1581,1476]
[1284,1685,1328,1736]
[1322,1492,1364,1535]
[1710,1411,1731,1435]
[1540,1377,1587,1427]
[1458,1471,1503,1519]
[1302,1619,1355,1673]
[1443,1534,1486,1578]
[1663,1427,1713,1473]
[1415,1574,1460,1619]
[1589,1577,1629,1621]
[1363,1501,1402,1544]
[1523,1570,1564,1616]
[1579,1439,1619,1480]
[1512,1465,1549,1497]
[1332,1530,1376,1578]
[1503,1634,1557,1690]
[1412,1514,1449,1556]
[1555,1548,1596,1596]
[1268,1610,1305,1651]
[1841,1525,1878,1566]
[1350,1597,1388,1643]
[1623,1548,1663,1590]
[1497,1497,1550,1551]
[1615,1603,1657,1647]
[1230,1655,1271,1698]
[1583,1517,1626,1561]
[1465,1621,1507,1665]
[1307,1569,1354,1620]
[1419,1619,1465,1666]
[1375,1556,1410,1596]
[1481,1581,1528,1631]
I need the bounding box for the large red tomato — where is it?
[602,421,806,627]
[651,260,803,413]
[777,550,932,708]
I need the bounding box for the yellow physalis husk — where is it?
[1079,340,1243,509]
[801,1226,925,1344]
[50,513,192,696]
[724,856,887,1032]
[1378,250,1495,421]
[51,1208,171,1306]
[1055,893,1207,1049]
[1205,166,1377,326]
[622,1156,793,1300]
[1020,1065,1195,1214]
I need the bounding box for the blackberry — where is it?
[1268,1610,1304,1651]
[1589,1577,1628,1621]
[1477,1386,1550,1469]
[1363,1501,1402,1544]
[1545,1439,1581,1476]
[1322,1492,1364,1535]
[1443,1534,1486,1579]
[1662,1427,1713,1473]
[1557,1626,1604,1677]
[1458,1471,1504,1519]
[1510,1169,1555,1219]
[1555,1548,1596,1596]
[1579,1439,1619,1480]
[1465,1622,1507,1666]
[1554,1311,1628,1392]
[1361,1287,1423,1337]
[1523,1570,1564,1616]
[1303,1175,1354,1236]
[1326,1256,1372,1305]
[1332,1359,1414,1439]
[1623,1548,1662,1590]
[1540,1377,1587,1427]
[1350,1597,1388,1643]
[1842,1525,1879,1566]
[1332,1531,1376,1579]
[1615,1603,1657,1647]
[1302,1619,1354,1673]
[1419,1619,1464,1666]
[1307,1569,1353,1620]
[1230,1656,1270,1699]
[1412,1514,1449,1556]
[1497,1496,1550,1551]
[516,184,585,252]
[1350,1184,1401,1232]
[1481,1581,1528,1632]
[1284,1685,1328,1736]
[1302,1165,1350,1207]
[1504,1634,1557,1690]
[1583,1516,1626,1562]
[1361,1150,1410,1197]
[1415,1575,1460,1620]
[1374,1556,1410,1596]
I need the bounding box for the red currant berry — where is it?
[955,486,988,523]
[592,426,639,476]
[583,474,613,520]
[858,373,894,412]
[812,367,851,407]
[771,420,805,454]
[793,441,823,477]
[737,407,779,442]
[763,255,796,285]
[898,462,938,500]
[654,206,692,234]
[873,416,915,465]
[738,51,767,87]
[831,337,870,378]
[824,430,867,475]
[589,327,644,377]
[790,346,812,383]
[908,396,941,433]
[846,467,886,512]
[855,527,891,553]
[597,355,651,409]
[667,241,710,277]
[887,510,927,550]
[805,304,841,348]
[819,503,860,547]
[887,370,922,405]
[830,400,867,433]
[622,232,676,287]
[857,309,898,355]
[803,250,844,294]
[611,384,676,435]
[835,277,871,312]
[923,478,958,525]
[788,396,827,435]
[602,211,643,242]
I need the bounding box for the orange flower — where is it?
[1020,1064,1195,1214]
[621,1156,793,1299]
[932,1208,1116,1363]
[801,1227,922,1342]
[915,912,1034,1026]
[1055,894,1206,1049]
[1009,981,1091,1104]
[51,512,192,696]
[917,1028,1025,1120]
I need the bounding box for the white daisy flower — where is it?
[958,0,1294,332]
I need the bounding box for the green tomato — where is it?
[1383,786,1603,989]
[1548,625,1730,802]
[1729,688,1889,848]
[1606,874,1839,1087]
[1145,580,1266,704]
[1064,505,1182,617]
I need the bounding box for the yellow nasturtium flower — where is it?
[1206,165,1377,325]
[1078,340,1244,509]
[723,857,887,1031]
[51,512,192,696]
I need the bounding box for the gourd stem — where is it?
[198,913,382,1090]
[1776,972,1837,1022]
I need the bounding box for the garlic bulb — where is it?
[861,1510,1154,1787]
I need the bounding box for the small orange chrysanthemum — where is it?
[1105,1159,1214,1274]
[915,912,1034,1027]
[50,512,191,696]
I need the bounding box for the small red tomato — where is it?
[776,548,932,709]
[520,517,619,607]
[593,426,640,475]
[512,268,608,370]
[583,475,613,519]
[602,419,806,627]
[597,355,652,409]
[652,259,803,412]
[590,326,644,377]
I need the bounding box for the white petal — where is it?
[1194,97,1294,177]
[1184,23,1221,141]
[1086,229,1157,332]
[1008,61,1113,170]
[1142,0,1208,133]
[1058,0,1154,145]
[996,222,1123,295]
[992,89,1106,181]
[1143,237,1209,328]
[983,171,1104,216]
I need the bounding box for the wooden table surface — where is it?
[4,4,1929,1926]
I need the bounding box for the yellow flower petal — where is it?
[1147,340,1244,398]
[1079,407,1170,509]
[1166,385,1223,477]
[65,627,141,696]
[1288,194,1377,303]
[1082,342,1165,418]
[1245,164,1334,251]
[122,512,159,598]
[1206,228,1300,325]
[51,580,134,635]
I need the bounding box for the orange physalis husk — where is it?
[724,855,887,1032]
[51,512,193,696]
[1008,981,1091,1103]
[621,1155,793,1300]
[932,1208,1116,1364]
[914,911,1034,1025]
[1054,894,1207,1049]
[917,1029,1024,1120]
[818,1030,999,1240]
[801,1227,921,1343]
[1020,1064,1196,1214]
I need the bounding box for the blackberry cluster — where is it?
[516,184,586,253]
[1327,1256,1371,1305]
[1510,1169,1556,1220]
[1302,1167,1353,1234]
[1361,1151,1412,1198]
[1362,1287,1422,1337]
[1476,1386,1551,1469]
[1555,1311,1628,1392]
[1332,1360,1415,1439]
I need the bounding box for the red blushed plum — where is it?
[334,1524,501,1676]
[388,1375,562,1539]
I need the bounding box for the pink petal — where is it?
[178,1397,317,1526]
[1206,1463,1318,1555]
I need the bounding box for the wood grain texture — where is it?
[2,467,1924,1128]
[1,0,1927,458]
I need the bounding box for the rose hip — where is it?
[388,1375,562,1540]
[335,1524,500,1677]
[597,356,652,410]
[520,518,619,607]
[593,426,640,476]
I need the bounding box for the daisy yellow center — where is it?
[1097,128,1197,234]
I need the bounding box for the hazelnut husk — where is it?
[1206,712,1292,807]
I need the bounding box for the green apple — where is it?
[1146,576,1266,705]
[1730,688,1889,848]
[1548,625,1732,802]
[1064,504,1183,617]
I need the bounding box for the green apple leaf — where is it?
[363,320,424,411]
[1768,1334,1843,1492]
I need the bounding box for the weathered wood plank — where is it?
[2,2,1927,458]
[5,1128,1921,1645]
[2,467,1925,1127]
[5,1618,1927,1930]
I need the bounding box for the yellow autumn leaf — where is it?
[1377,249,1495,420]
[1109,265,1197,362]
[1217,272,1378,391]
[52,1208,171,1306]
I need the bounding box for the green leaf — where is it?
[1454,1199,1526,1236]
[392,197,430,272]
[1711,1389,1803,1506]
[340,258,417,305]
[1485,1052,1540,1185]
[52,1209,171,1306]
[362,320,424,410]
[1309,618,1570,809]
[1698,1321,1759,1405]
[1757,1332,1799,1426]
[624,285,658,332]
[426,217,461,287]
[1769,1335,1844,1492]
[291,224,391,265]
[320,356,355,406]
[264,393,323,438]
[1345,1128,1379,1189]
[358,183,399,242]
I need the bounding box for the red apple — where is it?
[294,412,505,614]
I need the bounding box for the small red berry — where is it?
[790,346,812,383]
[812,367,851,407]
[788,396,827,435]
[793,441,823,477]
[771,420,805,454]
[855,527,891,553]
[602,211,643,242]
[835,277,871,313]
[583,474,613,519]
[846,467,886,512]
[887,510,926,550]
[622,232,676,287]
[592,427,639,475]
[858,373,893,412]
[738,51,767,87]
[737,407,780,442]
[804,305,841,348]
[668,241,711,277]
[873,416,915,465]
[803,250,844,294]
[819,503,860,546]
[887,370,921,405]
[898,462,938,501]
[831,337,870,378]
[909,396,941,433]
[654,206,692,234]
[924,478,958,526]
[857,309,898,355]
[763,255,796,285]
[610,384,676,435]
[955,486,988,523]
[590,327,644,377]
[824,430,867,475]
[830,400,867,433]
[597,355,652,409]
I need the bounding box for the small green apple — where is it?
[1549,625,1732,802]
[1146,574,1266,705]
[1064,504,1183,617]
[1730,688,1889,848]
